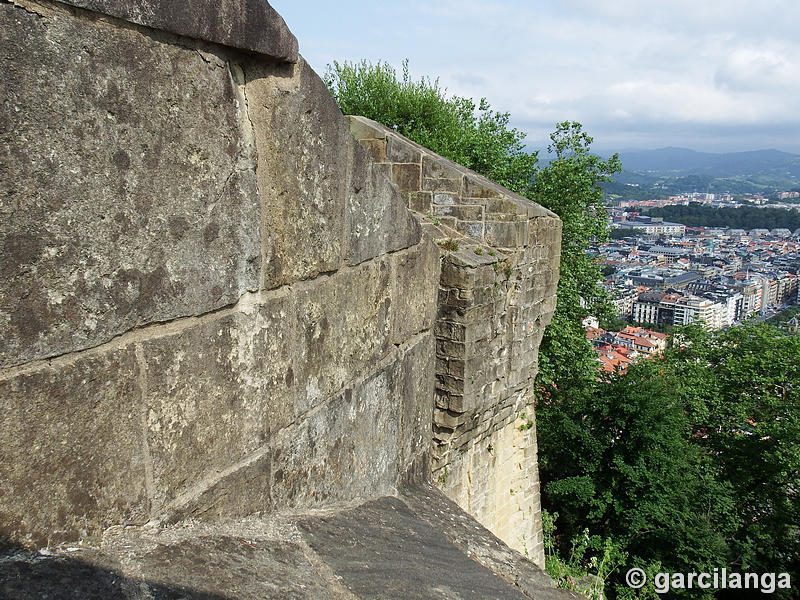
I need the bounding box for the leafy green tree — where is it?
[645,204,800,230]
[539,322,800,598]
[609,228,635,240]
[539,359,736,581]
[668,324,800,578]
[531,123,621,392]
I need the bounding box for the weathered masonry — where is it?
[349,118,561,564]
[0,0,568,597]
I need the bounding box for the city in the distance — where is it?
[588,145,800,371]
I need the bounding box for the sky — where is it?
[269,0,800,155]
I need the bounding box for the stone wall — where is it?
[0,0,438,547]
[348,117,561,567]
[0,0,561,581]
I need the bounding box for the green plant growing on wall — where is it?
[517,412,534,431]
[503,261,513,280]
[436,466,449,486]
[437,238,459,251]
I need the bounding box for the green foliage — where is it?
[609,228,635,240]
[324,60,537,194]
[767,305,800,331]
[539,322,800,598]
[543,510,627,600]
[669,324,800,577]
[599,314,629,332]
[600,264,617,277]
[644,204,800,230]
[517,412,534,431]
[532,123,622,391]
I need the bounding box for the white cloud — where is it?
[715,45,799,92]
[271,0,800,151]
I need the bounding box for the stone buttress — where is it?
[349,117,561,567]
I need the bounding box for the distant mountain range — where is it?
[598,147,800,199]
[615,147,800,179]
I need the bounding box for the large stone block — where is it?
[434,204,484,222]
[395,334,436,482]
[422,154,463,181]
[456,220,485,240]
[270,368,399,509]
[347,143,421,266]
[440,260,476,289]
[0,5,260,368]
[390,240,440,344]
[358,138,387,163]
[297,496,536,600]
[392,163,422,193]
[132,535,336,600]
[463,177,501,199]
[407,191,433,213]
[485,221,528,248]
[246,59,351,287]
[347,115,386,140]
[165,453,273,523]
[295,260,392,412]
[422,177,462,194]
[141,295,298,511]
[0,348,149,546]
[386,134,422,164]
[56,0,298,62]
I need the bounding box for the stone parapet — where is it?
[348,117,561,567]
[348,116,556,249]
[0,486,583,600]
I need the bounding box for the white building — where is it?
[667,295,725,328]
[618,222,686,236]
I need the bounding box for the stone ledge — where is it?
[54,0,299,61]
[0,488,582,600]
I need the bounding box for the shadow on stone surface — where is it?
[0,536,311,600]
[0,539,230,600]
[0,490,582,600]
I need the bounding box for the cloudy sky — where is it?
[269,1,800,154]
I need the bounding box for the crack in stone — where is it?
[231,61,267,290]
[135,344,158,518]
